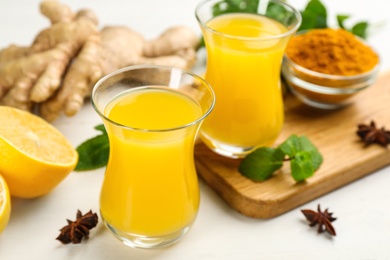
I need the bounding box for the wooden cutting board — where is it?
[194,71,390,219]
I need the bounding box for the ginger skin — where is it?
[40,25,199,122]
[39,0,75,24]
[0,0,99,111]
[143,25,199,57]
[0,45,30,64]
[0,47,70,110]
[0,0,200,122]
[39,26,146,121]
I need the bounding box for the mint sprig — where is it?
[75,124,109,171]
[238,135,323,182]
[299,0,328,31]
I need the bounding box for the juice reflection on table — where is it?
[100,87,201,237]
[200,13,293,157]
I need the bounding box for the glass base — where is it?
[103,218,192,249]
[200,134,256,159]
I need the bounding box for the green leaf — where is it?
[236,134,324,182]
[336,14,369,39]
[75,124,109,171]
[290,151,316,182]
[212,0,259,16]
[299,0,327,31]
[266,2,293,24]
[239,0,259,13]
[351,21,368,39]
[336,14,350,29]
[94,124,107,133]
[238,147,284,181]
[302,139,323,172]
[240,135,323,182]
[296,135,320,153]
[278,134,300,157]
[197,36,205,50]
[280,135,323,182]
[299,11,318,31]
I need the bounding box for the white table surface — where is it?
[0,0,389,259]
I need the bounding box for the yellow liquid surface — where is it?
[100,87,202,236]
[201,13,288,148]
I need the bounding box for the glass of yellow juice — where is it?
[195,0,301,158]
[92,65,215,248]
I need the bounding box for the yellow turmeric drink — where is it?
[100,87,202,238]
[200,13,291,157]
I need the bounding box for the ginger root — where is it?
[0,0,200,122]
[0,0,98,112]
[39,26,146,121]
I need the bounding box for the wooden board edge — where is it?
[196,148,390,219]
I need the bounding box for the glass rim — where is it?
[195,0,302,42]
[91,64,215,133]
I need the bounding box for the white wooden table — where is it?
[0,0,389,259]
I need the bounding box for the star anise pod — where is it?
[301,204,337,236]
[56,209,99,244]
[357,121,390,147]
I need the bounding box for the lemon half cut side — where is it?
[0,106,78,198]
[0,174,11,234]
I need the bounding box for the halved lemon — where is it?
[0,174,11,234]
[0,106,78,198]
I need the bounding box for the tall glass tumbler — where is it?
[92,65,215,248]
[196,0,301,158]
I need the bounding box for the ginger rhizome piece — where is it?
[0,0,200,122]
[0,0,98,112]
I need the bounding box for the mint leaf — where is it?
[300,11,318,31]
[197,36,205,50]
[290,151,317,182]
[336,14,350,29]
[278,134,300,157]
[238,147,284,181]
[94,124,107,133]
[295,136,323,172]
[351,21,368,39]
[298,135,317,151]
[299,0,327,31]
[75,124,109,171]
[212,0,259,16]
[280,135,323,182]
[238,135,323,182]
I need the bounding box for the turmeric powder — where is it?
[286,28,379,76]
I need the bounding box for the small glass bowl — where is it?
[281,41,381,109]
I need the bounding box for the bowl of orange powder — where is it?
[282,28,380,109]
